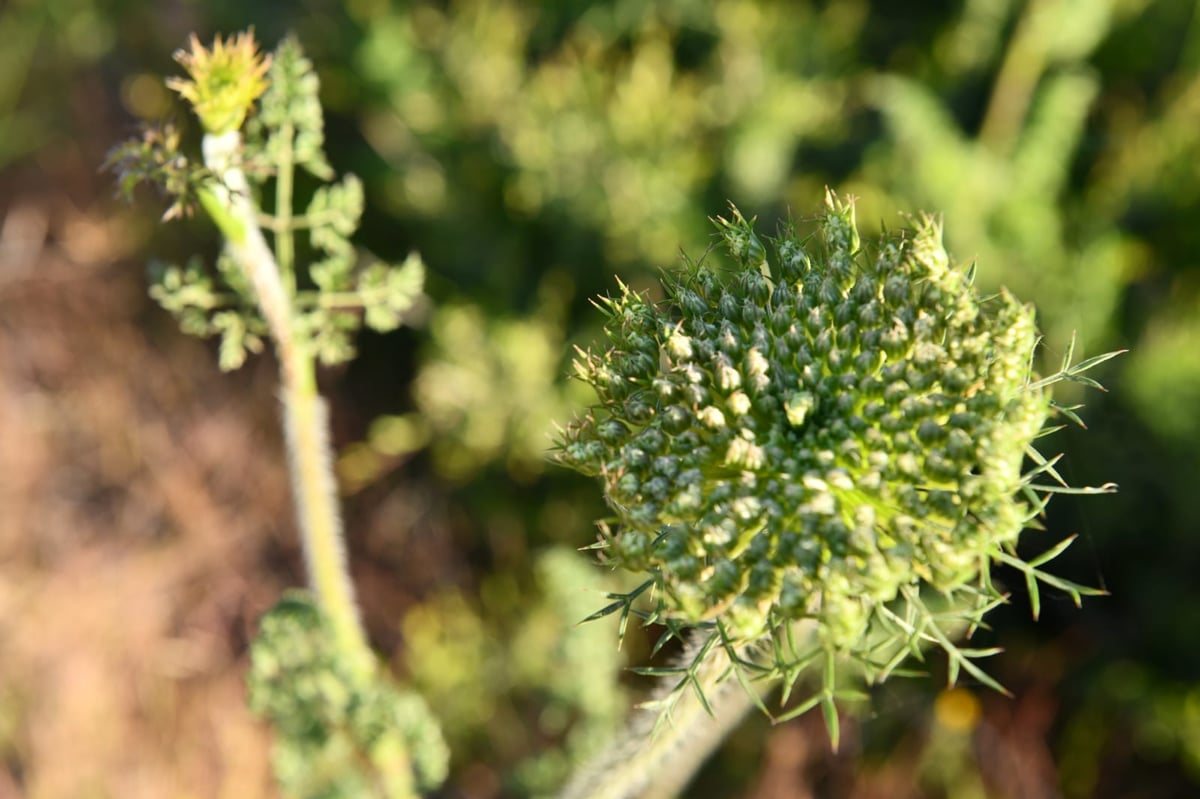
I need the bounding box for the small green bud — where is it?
[719,291,741,321]
[677,286,710,317]
[665,328,694,361]
[785,392,816,427]
[727,390,752,417]
[725,436,765,469]
[597,418,629,444]
[620,444,650,470]
[636,428,666,454]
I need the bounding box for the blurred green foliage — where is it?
[0,0,116,167]
[322,0,1200,782]
[6,0,1200,795]
[326,1,1200,792]
[322,0,1200,471]
[399,548,627,797]
[248,592,450,798]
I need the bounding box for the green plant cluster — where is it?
[106,35,424,371]
[558,192,1115,736]
[248,592,449,798]
[106,30,444,798]
[330,3,1195,788]
[56,0,1197,792]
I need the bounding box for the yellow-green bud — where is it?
[166,30,271,135]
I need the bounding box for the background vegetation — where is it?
[0,0,1197,796]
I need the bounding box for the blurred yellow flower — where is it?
[166,29,271,134]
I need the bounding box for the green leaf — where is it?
[213,310,264,371]
[248,592,448,795]
[215,250,256,300]
[1028,482,1119,495]
[308,174,365,254]
[821,693,840,752]
[773,692,823,724]
[360,253,426,332]
[147,258,264,369]
[306,175,364,299]
[578,579,653,650]
[306,308,359,366]
[256,35,334,179]
[310,252,357,293]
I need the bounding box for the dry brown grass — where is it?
[0,194,292,798]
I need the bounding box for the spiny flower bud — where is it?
[557,192,1116,724]
[166,30,271,135]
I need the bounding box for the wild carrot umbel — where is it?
[556,191,1118,761]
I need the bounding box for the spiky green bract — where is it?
[557,191,1113,736]
[248,592,449,798]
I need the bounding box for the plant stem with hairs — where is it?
[201,126,373,681]
[108,31,444,798]
[559,629,772,799]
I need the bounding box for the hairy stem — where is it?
[200,129,374,683]
[559,631,784,799]
[561,591,988,799]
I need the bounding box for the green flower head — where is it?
[558,191,1113,677]
[166,29,271,135]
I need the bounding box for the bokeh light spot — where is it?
[120,73,172,119]
[935,687,981,733]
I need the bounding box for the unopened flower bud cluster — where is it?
[558,192,1050,651]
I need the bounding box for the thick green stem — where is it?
[559,633,780,799]
[201,129,374,684]
[281,363,374,682]
[562,601,971,799]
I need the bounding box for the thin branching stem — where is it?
[275,119,297,296]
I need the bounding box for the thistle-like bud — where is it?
[557,192,1115,721]
[166,30,271,135]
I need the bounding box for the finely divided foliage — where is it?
[249,593,449,797]
[108,32,442,796]
[557,191,1116,745]
[108,35,422,372]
